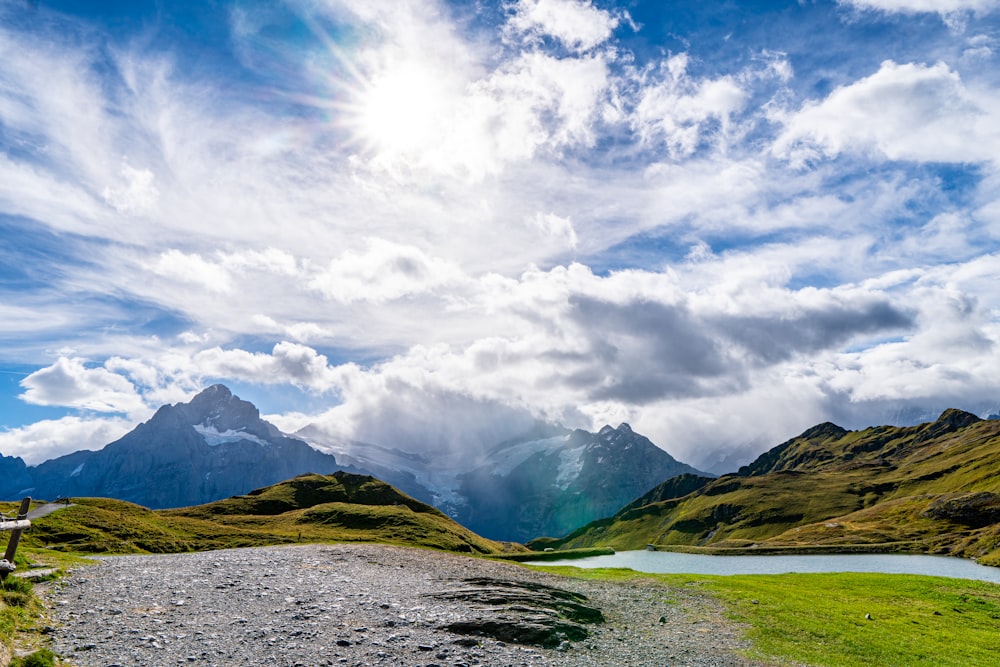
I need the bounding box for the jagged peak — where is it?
[198,384,233,400]
[915,408,982,442]
[598,423,634,437]
[934,408,981,427]
[799,422,849,440]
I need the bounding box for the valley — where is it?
[6,404,1000,666]
[531,410,1000,566]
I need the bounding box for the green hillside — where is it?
[530,410,1000,565]
[22,471,517,556]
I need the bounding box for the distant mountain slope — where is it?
[537,410,1000,565]
[5,385,357,508]
[24,471,515,555]
[453,423,707,542]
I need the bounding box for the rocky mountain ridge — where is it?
[453,422,705,542]
[0,385,707,542]
[1,385,351,508]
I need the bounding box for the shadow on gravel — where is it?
[430,577,605,648]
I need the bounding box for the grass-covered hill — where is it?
[529,410,1000,565]
[21,471,518,556]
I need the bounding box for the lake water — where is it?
[527,551,1000,584]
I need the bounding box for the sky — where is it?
[1,0,1000,473]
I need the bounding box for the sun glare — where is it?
[355,63,449,159]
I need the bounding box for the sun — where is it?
[352,61,450,161]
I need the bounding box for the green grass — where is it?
[10,647,57,667]
[545,416,1000,563]
[489,547,615,562]
[22,473,517,556]
[1,576,43,662]
[537,566,1000,666]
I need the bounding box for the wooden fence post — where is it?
[0,497,32,581]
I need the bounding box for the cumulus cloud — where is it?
[8,250,996,470]
[148,250,234,293]
[0,416,133,466]
[4,0,1000,474]
[632,54,748,158]
[304,379,540,460]
[773,60,1000,165]
[309,239,467,303]
[505,0,621,53]
[19,357,147,415]
[192,342,349,392]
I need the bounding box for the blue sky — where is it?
[2,0,1000,471]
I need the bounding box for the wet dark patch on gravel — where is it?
[431,577,604,648]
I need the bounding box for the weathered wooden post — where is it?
[0,497,31,581]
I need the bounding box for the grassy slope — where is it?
[539,565,1000,667]
[21,472,516,556]
[538,412,1000,564]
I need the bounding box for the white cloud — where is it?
[505,0,621,53]
[185,342,346,392]
[309,239,468,303]
[633,54,748,158]
[102,163,160,214]
[528,212,579,249]
[774,60,1000,165]
[0,416,133,466]
[148,250,234,293]
[838,0,1000,16]
[3,0,1000,475]
[19,357,147,416]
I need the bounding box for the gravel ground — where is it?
[41,544,765,667]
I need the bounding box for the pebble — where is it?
[40,544,761,666]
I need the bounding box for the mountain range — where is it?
[0,384,705,542]
[530,409,1000,565]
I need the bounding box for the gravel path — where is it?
[41,544,764,667]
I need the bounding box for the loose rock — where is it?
[40,544,762,666]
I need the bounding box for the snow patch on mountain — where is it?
[485,434,572,477]
[556,444,588,489]
[193,424,270,448]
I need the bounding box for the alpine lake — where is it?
[527,550,1000,584]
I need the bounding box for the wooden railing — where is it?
[0,497,31,581]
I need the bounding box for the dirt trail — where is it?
[43,543,763,666]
